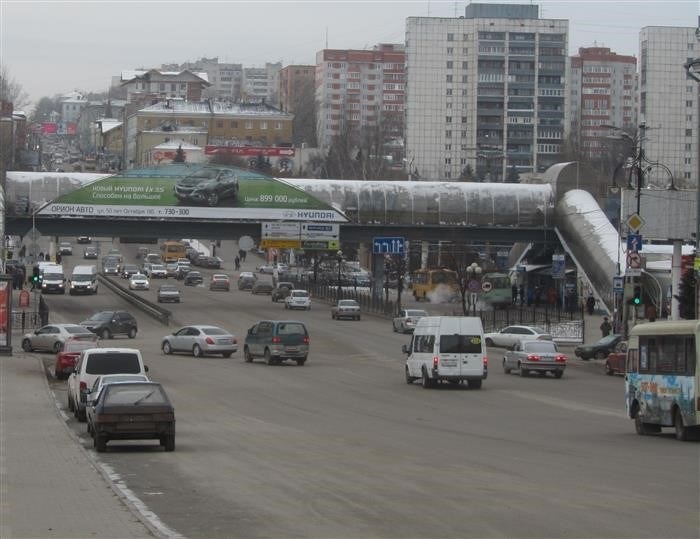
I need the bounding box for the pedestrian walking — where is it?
[600,316,612,338]
[518,284,525,305]
[645,304,657,322]
[234,256,240,270]
[586,293,595,315]
[511,283,518,305]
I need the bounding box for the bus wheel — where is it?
[674,408,689,441]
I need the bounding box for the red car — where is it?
[604,340,628,376]
[54,339,98,380]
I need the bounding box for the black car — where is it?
[80,310,138,340]
[173,167,239,207]
[77,236,92,244]
[83,246,98,259]
[184,271,204,286]
[193,255,222,269]
[574,334,623,360]
[271,282,294,302]
[121,264,140,279]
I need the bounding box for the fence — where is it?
[11,310,42,333]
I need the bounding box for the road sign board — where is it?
[18,289,30,308]
[627,251,642,269]
[300,223,339,240]
[626,268,641,277]
[613,276,624,293]
[626,213,645,232]
[467,279,481,293]
[260,239,300,249]
[261,222,300,239]
[481,280,493,293]
[372,236,405,255]
[626,233,642,252]
[301,240,340,250]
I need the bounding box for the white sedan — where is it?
[484,325,552,348]
[129,273,150,290]
[284,289,311,310]
[161,325,238,358]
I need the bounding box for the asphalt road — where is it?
[30,239,700,539]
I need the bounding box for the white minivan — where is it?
[69,264,98,295]
[403,316,487,389]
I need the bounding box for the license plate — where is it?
[122,415,152,422]
[218,339,232,345]
[286,347,299,352]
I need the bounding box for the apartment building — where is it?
[241,63,282,106]
[120,69,210,104]
[639,26,700,188]
[568,47,636,159]
[405,3,568,181]
[60,91,88,123]
[278,65,315,113]
[315,44,405,163]
[163,58,243,102]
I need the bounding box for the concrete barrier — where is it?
[97,274,171,325]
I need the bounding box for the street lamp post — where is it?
[684,51,700,318]
[336,250,343,298]
[466,262,482,315]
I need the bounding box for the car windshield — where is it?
[339,300,358,306]
[277,323,307,335]
[85,352,141,375]
[188,169,219,180]
[202,327,228,335]
[292,291,309,298]
[44,272,63,279]
[151,265,165,270]
[160,286,177,292]
[104,384,168,405]
[213,275,228,280]
[522,341,558,352]
[597,335,619,346]
[405,310,427,317]
[90,312,113,321]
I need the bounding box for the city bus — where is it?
[625,319,700,441]
[160,240,187,263]
[481,272,513,309]
[410,268,458,302]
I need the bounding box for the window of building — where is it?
[260,121,267,130]
[462,61,468,69]
[159,83,165,91]
[446,88,453,96]
[687,101,694,107]
[446,75,453,83]
[447,47,454,55]
[245,121,253,129]
[685,143,692,151]
[447,33,454,42]
[445,144,452,151]
[230,120,238,128]
[686,129,693,137]
[445,130,452,138]
[685,172,692,179]
[447,61,453,69]
[445,158,451,164]
[462,75,468,83]
[216,121,223,128]
[446,116,452,123]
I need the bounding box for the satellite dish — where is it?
[238,236,254,251]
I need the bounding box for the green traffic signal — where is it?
[633,296,641,305]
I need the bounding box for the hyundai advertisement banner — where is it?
[10,166,347,222]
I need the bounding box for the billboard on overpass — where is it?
[32,166,348,223]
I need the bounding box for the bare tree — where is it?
[0,66,30,110]
[291,79,317,147]
[442,244,480,316]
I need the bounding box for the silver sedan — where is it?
[392,309,427,333]
[22,324,97,353]
[502,339,567,378]
[161,325,238,358]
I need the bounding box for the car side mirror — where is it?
[145,365,149,372]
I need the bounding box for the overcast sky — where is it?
[2,0,698,109]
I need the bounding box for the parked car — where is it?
[129,273,150,290]
[251,281,274,295]
[161,325,238,358]
[83,373,150,408]
[194,255,222,269]
[83,245,98,259]
[237,271,257,290]
[121,264,140,279]
[484,325,552,348]
[174,166,240,207]
[184,271,204,286]
[209,273,231,291]
[157,284,181,303]
[331,299,361,320]
[284,289,311,310]
[67,347,149,422]
[271,282,294,302]
[80,310,138,339]
[575,334,623,360]
[22,323,96,353]
[392,309,428,333]
[605,340,628,375]
[87,382,175,452]
[243,320,309,365]
[54,338,99,379]
[58,241,73,255]
[502,339,568,378]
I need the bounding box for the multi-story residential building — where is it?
[278,65,315,113]
[124,99,293,167]
[60,91,88,124]
[405,3,568,181]
[639,26,700,188]
[119,69,210,104]
[163,58,243,102]
[77,99,126,154]
[241,63,282,105]
[315,44,405,163]
[568,47,636,160]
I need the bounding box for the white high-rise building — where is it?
[639,26,700,188]
[405,3,568,181]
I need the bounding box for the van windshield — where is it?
[72,274,92,280]
[85,352,141,375]
[440,335,482,354]
[44,273,63,280]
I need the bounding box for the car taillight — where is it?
[232,338,237,344]
[79,381,87,390]
[205,337,215,345]
[483,356,488,368]
[271,336,282,344]
[555,355,567,363]
[433,356,439,368]
[303,336,309,344]
[526,354,540,361]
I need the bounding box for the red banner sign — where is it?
[204,146,295,157]
[18,289,30,308]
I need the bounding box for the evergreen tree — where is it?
[674,269,696,319]
[173,144,186,163]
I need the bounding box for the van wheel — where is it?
[128,327,137,339]
[101,329,111,340]
[520,366,529,377]
[95,433,107,452]
[163,434,175,452]
[421,369,432,389]
[244,346,253,363]
[264,349,273,365]
[405,366,415,384]
[468,379,482,389]
[296,358,306,366]
[503,359,511,374]
[553,370,563,379]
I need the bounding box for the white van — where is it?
[403,316,487,389]
[40,264,66,294]
[69,264,98,295]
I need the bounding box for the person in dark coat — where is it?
[586,293,595,315]
[518,284,525,305]
[511,283,518,305]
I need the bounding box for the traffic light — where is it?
[32,266,40,284]
[632,285,642,305]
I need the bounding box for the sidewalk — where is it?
[0,352,157,539]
